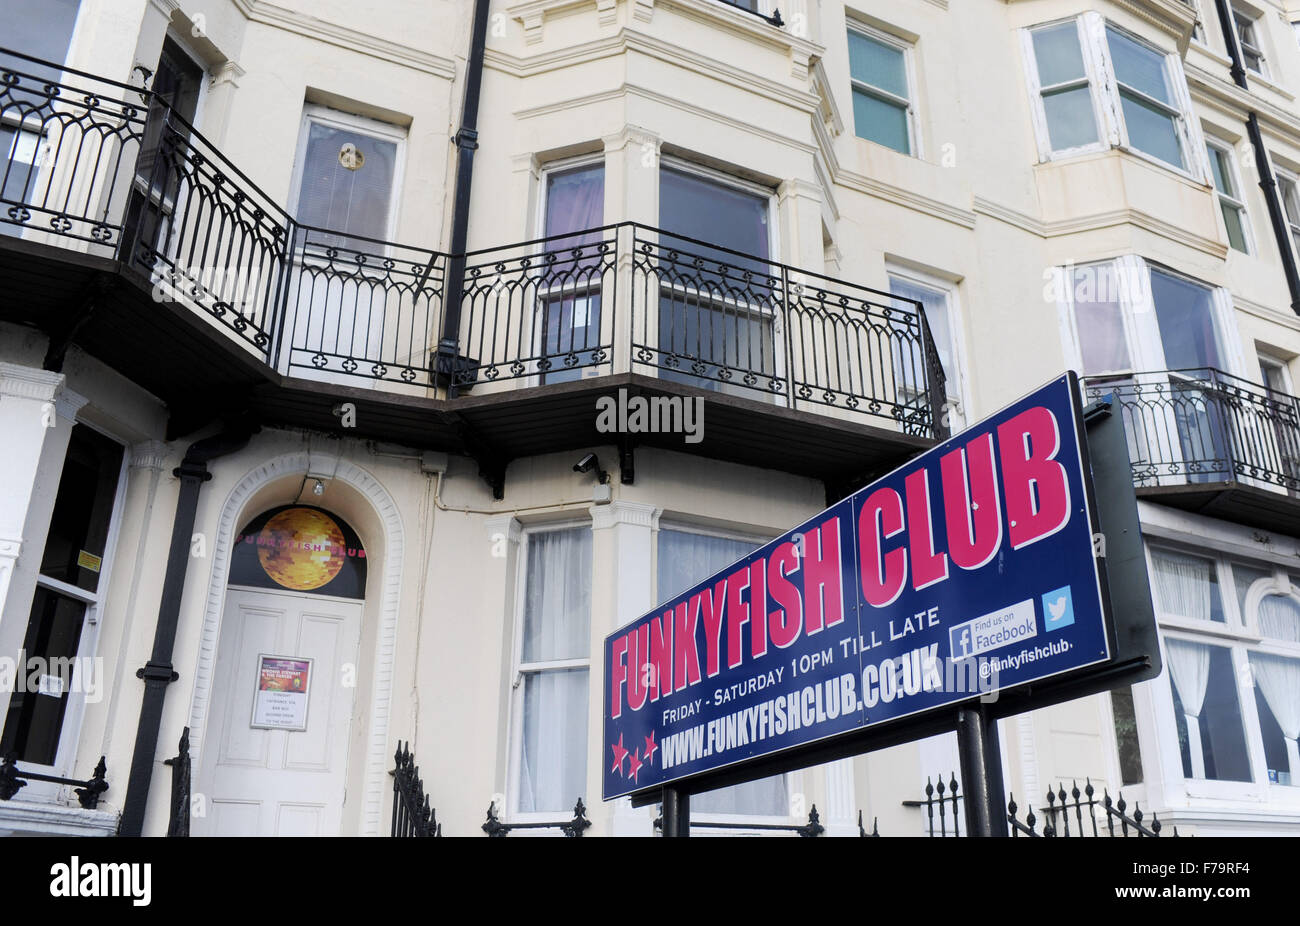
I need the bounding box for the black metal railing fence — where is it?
[1085,369,1300,492]
[1,45,949,440]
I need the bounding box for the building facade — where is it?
[0,0,1298,836]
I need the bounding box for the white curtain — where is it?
[518,528,591,813]
[1152,550,1213,621]
[658,528,788,818]
[1152,550,1213,778]
[1252,596,1300,780]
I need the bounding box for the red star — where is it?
[610,733,629,775]
[627,748,643,783]
[643,731,657,764]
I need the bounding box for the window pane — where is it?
[657,529,759,601]
[0,587,87,766]
[40,424,123,593]
[545,164,604,241]
[295,121,397,248]
[0,0,80,76]
[1257,594,1300,643]
[1168,642,1251,781]
[1208,146,1235,196]
[1042,86,1099,151]
[1119,92,1184,168]
[694,775,788,816]
[847,31,907,99]
[1032,22,1087,86]
[1221,202,1248,252]
[1150,270,1220,369]
[656,528,787,816]
[1249,657,1299,785]
[659,167,770,262]
[1151,548,1225,622]
[1107,27,1173,104]
[852,89,911,154]
[1069,263,1131,375]
[1280,177,1300,226]
[889,276,954,395]
[518,667,588,812]
[1233,562,1274,619]
[1111,686,1144,785]
[521,528,591,663]
[153,38,204,126]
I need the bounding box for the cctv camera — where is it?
[574,453,598,474]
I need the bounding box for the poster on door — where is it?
[251,655,312,731]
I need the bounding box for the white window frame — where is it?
[286,104,408,250]
[504,521,592,825]
[1275,167,1300,264]
[3,419,128,798]
[655,157,786,401]
[653,519,798,831]
[845,22,920,158]
[528,154,608,387]
[1232,4,1268,77]
[1022,16,1110,162]
[1182,0,1206,45]
[1023,14,1208,183]
[1258,349,1294,395]
[1205,136,1254,255]
[1057,255,1242,378]
[885,265,969,430]
[1138,534,1300,805]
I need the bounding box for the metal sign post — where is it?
[661,786,690,838]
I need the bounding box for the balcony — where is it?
[0,47,945,496]
[1084,370,1300,535]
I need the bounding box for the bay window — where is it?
[1059,257,1231,379]
[1024,15,1202,177]
[510,525,592,816]
[1141,544,1300,791]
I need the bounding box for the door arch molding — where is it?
[186,452,404,835]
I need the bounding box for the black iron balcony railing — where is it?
[0,46,948,441]
[1084,369,1300,492]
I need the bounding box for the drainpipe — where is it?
[433,0,492,394]
[1213,0,1300,314]
[118,423,254,836]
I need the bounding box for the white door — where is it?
[195,586,363,836]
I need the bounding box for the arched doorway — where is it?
[193,505,368,836]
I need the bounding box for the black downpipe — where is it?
[118,424,253,836]
[434,0,492,394]
[1213,0,1248,90]
[1247,113,1300,314]
[1213,0,1300,314]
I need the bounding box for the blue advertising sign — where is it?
[602,374,1110,800]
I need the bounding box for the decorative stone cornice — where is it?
[54,387,89,422]
[129,440,169,472]
[0,363,63,404]
[484,514,523,544]
[590,499,658,529]
[603,124,662,154]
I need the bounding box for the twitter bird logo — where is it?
[1042,587,1074,632]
